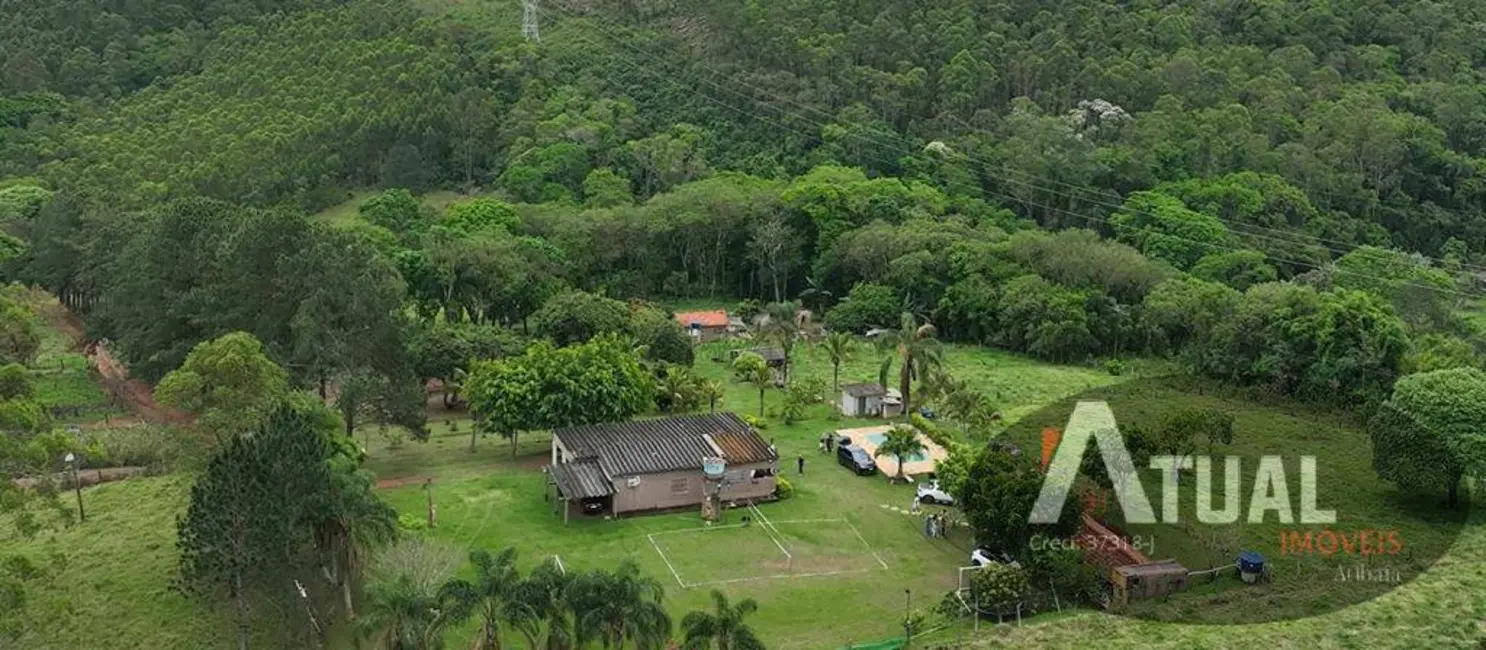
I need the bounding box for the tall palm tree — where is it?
[314,466,398,620]
[358,574,446,650]
[873,425,928,483]
[437,547,524,650]
[681,590,765,650]
[820,331,856,395]
[570,561,671,650]
[746,363,772,418]
[755,301,801,385]
[876,312,943,418]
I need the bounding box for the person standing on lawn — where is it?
[797,455,805,474]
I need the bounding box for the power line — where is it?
[540,13,1485,301]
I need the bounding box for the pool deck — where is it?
[834,424,947,478]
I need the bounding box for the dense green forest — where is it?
[3,0,1486,411]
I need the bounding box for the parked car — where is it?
[916,480,954,505]
[970,547,1020,568]
[837,444,877,475]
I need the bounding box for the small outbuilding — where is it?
[1109,560,1189,606]
[840,383,887,417]
[675,310,730,342]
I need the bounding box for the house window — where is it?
[670,478,690,495]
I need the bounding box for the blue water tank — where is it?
[1237,551,1265,583]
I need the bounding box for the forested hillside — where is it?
[2,0,1486,405]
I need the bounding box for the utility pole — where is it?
[521,0,540,42]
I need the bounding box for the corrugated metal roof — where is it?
[555,413,775,477]
[549,459,614,499]
[842,382,886,397]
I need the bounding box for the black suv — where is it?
[837,444,877,475]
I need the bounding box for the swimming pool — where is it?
[864,432,930,462]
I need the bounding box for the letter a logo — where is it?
[1029,401,1156,524]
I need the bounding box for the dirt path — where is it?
[35,295,191,425]
[375,476,433,490]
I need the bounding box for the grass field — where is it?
[6,322,1483,649]
[356,340,1145,648]
[1000,378,1469,626]
[24,295,117,423]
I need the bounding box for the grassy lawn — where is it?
[7,334,1481,649]
[0,475,291,650]
[1001,378,1471,627]
[359,341,1140,648]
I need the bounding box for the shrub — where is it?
[732,351,766,380]
[1023,546,1103,605]
[774,475,794,500]
[397,513,430,534]
[741,413,768,430]
[970,562,1028,607]
[1103,359,1127,376]
[85,424,201,470]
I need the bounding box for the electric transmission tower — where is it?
[522,0,540,42]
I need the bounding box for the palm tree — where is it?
[570,560,671,650]
[820,331,856,395]
[658,365,699,413]
[700,379,725,414]
[755,301,801,385]
[746,362,772,418]
[876,312,943,418]
[681,590,765,650]
[437,547,524,650]
[507,560,574,650]
[314,467,398,620]
[358,574,445,650]
[873,425,928,483]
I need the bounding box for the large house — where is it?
[545,413,778,520]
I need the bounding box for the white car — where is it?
[916,480,954,506]
[970,547,1020,568]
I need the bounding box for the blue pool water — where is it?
[865,433,930,462]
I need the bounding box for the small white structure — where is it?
[841,383,887,417]
[883,388,904,418]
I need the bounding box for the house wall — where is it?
[841,393,881,417]
[552,434,577,465]
[610,461,778,514]
[689,325,728,343]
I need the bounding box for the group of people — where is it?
[922,511,951,538]
[911,496,952,538]
[817,432,837,453]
